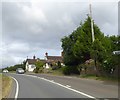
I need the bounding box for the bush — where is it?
[38,68,44,73]
[33,67,44,73]
[62,66,80,75]
[57,61,61,68]
[52,66,58,70]
[33,67,39,73]
[71,66,80,74]
[62,66,71,75]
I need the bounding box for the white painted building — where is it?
[44,52,64,68]
[43,63,50,69]
[25,52,64,72]
[25,56,36,72]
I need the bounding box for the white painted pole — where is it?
[89,0,95,42]
[89,0,97,74]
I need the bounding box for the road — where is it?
[4,73,118,99]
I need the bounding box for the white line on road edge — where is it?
[11,76,19,100]
[66,85,71,88]
[24,74,96,99]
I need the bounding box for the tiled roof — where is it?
[26,59,37,64]
[46,56,63,62]
[39,59,46,63]
[26,59,46,64]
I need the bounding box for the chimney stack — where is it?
[45,52,48,57]
[33,55,36,59]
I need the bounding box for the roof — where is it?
[46,56,63,62]
[26,59,46,64]
[26,59,37,64]
[39,59,46,63]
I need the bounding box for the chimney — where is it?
[33,55,36,59]
[61,51,64,57]
[45,52,48,57]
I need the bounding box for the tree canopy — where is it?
[61,16,119,75]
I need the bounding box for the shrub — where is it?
[62,66,80,75]
[33,67,39,73]
[57,61,61,68]
[52,66,58,70]
[62,66,71,75]
[34,67,44,73]
[38,67,44,73]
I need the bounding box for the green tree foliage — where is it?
[57,61,61,68]
[3,60,27,72]
[62,16,104,65]
[4,64,24,71]
[61,36,78,66]
[102,36,120,75]
[61,15,119,76]
[61,16,97,65]
[34,61,44,73]
[35,61,44,68]
[22,60,26,70]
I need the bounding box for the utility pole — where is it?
[89,0,97,76]
[89,0,95,42]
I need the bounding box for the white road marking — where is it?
[24,74,96,99]
[10,76,19,100]
[66,85,71,88]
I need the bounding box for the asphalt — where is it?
[3,73,118,99]
[27,73,118,98]
[5,73,95,99]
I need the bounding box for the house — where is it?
[26,56,47,72]
[44,52,64,68]
[25,55,37,72]
[26,52,64,72]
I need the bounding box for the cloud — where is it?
[92,2,118,35]
[1,1,118,68]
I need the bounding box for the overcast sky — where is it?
[0,0,119,68]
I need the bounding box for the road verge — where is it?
[1,74,13,99]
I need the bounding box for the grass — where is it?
[80,74,119,82]
[43,67,64,76]
[31,67,119,83]
[9,71,16,73]
[0,74,12,99]
[0,74,2,99]
[43,68,119,82]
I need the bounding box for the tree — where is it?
[61,36,78,66]
[5,64,24,71]
[61,16,104,74]
[90,39,107,76]
[102,35,120,76]
[34,61,44,73]
[61,15,119,76]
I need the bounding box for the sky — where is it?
[0,0,119,68]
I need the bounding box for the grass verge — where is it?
[0,74,12,99]
[80,74,119,82]
[32,67,119,83]
[0,74,2,99]
[44,69,119,82]
[43,68,64,76]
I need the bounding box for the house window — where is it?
[31,65,35,68]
